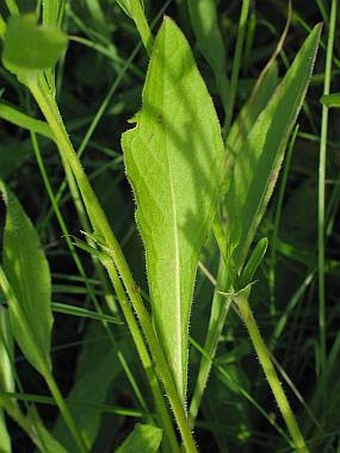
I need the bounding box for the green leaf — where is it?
[0,308,15,396]
[122,17,224,400]
[2,14,67,76]
[320,92,340,107]
[0,102,53,140]
[53,323,121,450]
[26,407,68,453]
[116,0,145,18]
[42,0,65,27]
[0,308,17,441]
[222,61,278,196]
[239,237,268,289]
[83,0,110,38]
[225,24,321,270]
[115,423,162,453]
[51,302,121,324]
[0,408,11,453]
[0,14,6,39]
[0,182,53,375]
[226,61,279,160]
[187,0,229,111]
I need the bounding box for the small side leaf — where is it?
[225,24,321,269]
[0,181,53,375]
[122,17,224,400]
[0,102,54,140]
[239,237,268,289]
[0,308,15,396]
[26,407,68,453]
[42,0,66,27]
[116,0,146,18]
[2,14,67,77]
[0,408,11,453]
[115,423,162,453]
[320,92,340,107]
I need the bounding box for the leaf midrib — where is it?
[168,157,183,393]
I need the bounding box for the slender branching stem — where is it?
[235,293,308,452]
[27,73,197,453]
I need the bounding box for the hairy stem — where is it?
[27,73,197,453]
[235,293,308,452]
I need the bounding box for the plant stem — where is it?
[224,0,250,131]
[31,132,154,424]
[130,0,153,55]
[43,371,88,453]
[318,0,337,375]
[189,259,231,427]
[235,293,308,452]
[27,74,196,452]
[103,258,180,452]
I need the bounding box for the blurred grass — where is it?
[0,0,339,451]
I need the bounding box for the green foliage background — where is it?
[0,1,339,452]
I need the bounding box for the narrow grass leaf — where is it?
[2,14,67,76]
[0,408,11,453]
[27,407,68,453]
[0,102,53,140]
[0,308,14,396]
[122,17,224,400]
[225,24,321,269]
[320,92,340,107]
[116,0,145,18]
[83,0,110,38]
[239,237,268,289]
[222,61,278,196]
[51,302,121,324]
[115,423,162,453]
[187,0,229,111]
[42,0,65,27]
[225,61,278,161]
[0,306,17,419]
[0,182,53,375]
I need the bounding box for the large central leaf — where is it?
[122,17,224,400]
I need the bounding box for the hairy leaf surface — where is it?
[122,17,224,400]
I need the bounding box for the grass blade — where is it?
[115,423,162,453]
[187,0,230,113]
[0,102,53,140]
[122,17,224,401]
[318,0,338,376]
